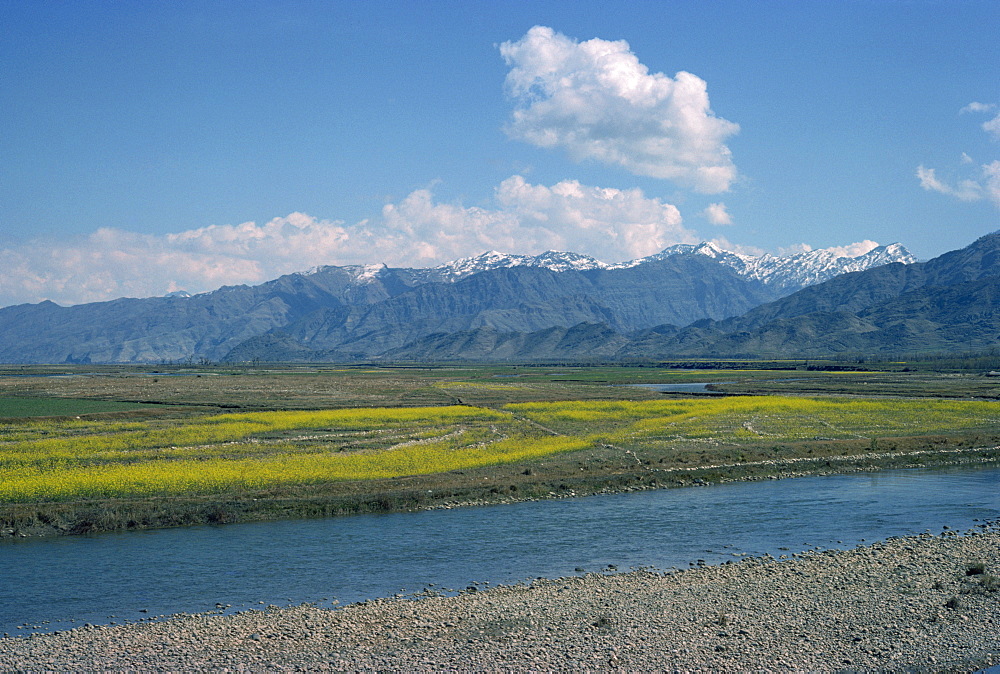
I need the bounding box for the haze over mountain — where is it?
[19,226,1000,362]
[387,231,1000,362]
[0,241,916,364]
[423,241,915,290]
[627,230,1000,358]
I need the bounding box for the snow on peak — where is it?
[298,263,387,283]
[648,240,915,289]
[352,263,388,283]
[431,240,915,289]
[300,239,914,292]
[433,250,610,279]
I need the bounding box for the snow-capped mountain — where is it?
[421,241,915,290]
[9,228,990,365]
[301,262,387,281]
[639,241,916,290]
[432,250,611,280]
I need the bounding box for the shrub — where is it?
[980,575,1000,593]
[966,562,987,576]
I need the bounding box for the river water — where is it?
[2,464,999,636]
[627,382,721,393]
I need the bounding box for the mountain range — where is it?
[8,233,995,364]
[429,241,915,291]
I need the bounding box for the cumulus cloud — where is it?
[499,26,739,193]
[774,240,880,258]
[383,175,695,262]
[0,177,698,307]
[823,240,881,258]
[0,216,359,308]
[702,203,733,225]
[775,243,813,256]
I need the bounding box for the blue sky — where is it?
[1,0,999,307]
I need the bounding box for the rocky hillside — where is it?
[627,231,1000,358]
[0,239,915,364]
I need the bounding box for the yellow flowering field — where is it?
[507,396,1000,447]
[0,405,588,502]
[2,395,996,503]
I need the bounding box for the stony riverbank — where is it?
[2,525,998,671]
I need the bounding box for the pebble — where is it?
[1,527,998,671]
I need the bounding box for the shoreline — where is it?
[2,526,998,670]
[4,443,1000,539]
[419,445,1000,511]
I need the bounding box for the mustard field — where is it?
[2,396,998,503]
[507,396,1000,446]
[0,405,587,502]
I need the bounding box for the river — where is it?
[2,464,999,636]
[626,382,721,393]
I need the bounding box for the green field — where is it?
[0,396,155,418]
[1,364,999,536]
[0,405,588,502]
[2,394,997,503]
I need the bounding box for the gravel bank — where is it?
[2,527,999,672]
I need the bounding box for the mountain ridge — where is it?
[0,237,929,364]
[367,240,915,288]
[620,231,1000,358]
[346,231,1000,362]
[285,240,914,291]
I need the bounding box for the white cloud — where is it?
[712,237,766,257]
[984,113,1000,141]
[722,237,880,261]
[775,243,813,256]
[0,217,351,308]
[773,241,880,259]
[499,26,739,193]
[702,202,733,225]
[823,240,880,258]
[958,101,1000,141]
[983,160,1000,208]
[920,103,1000,207]
[0,177,698,307]
[384,175,695,262]
[917,165,987,202]
[960,102,996,114]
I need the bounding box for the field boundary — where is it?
[3,443,999,540]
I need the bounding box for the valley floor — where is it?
[5,440,1000,539]
[4,365,1000,539]
[3,524,998,671]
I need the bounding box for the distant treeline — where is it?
[832,348,1000,372]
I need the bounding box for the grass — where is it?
[0,397,154,418]
[2,364,1000,536]
[2,395,997,504]
[507,395,1000,450]
[960,563,1000,596]
[1,433,589,502]
[0,405,541,501]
